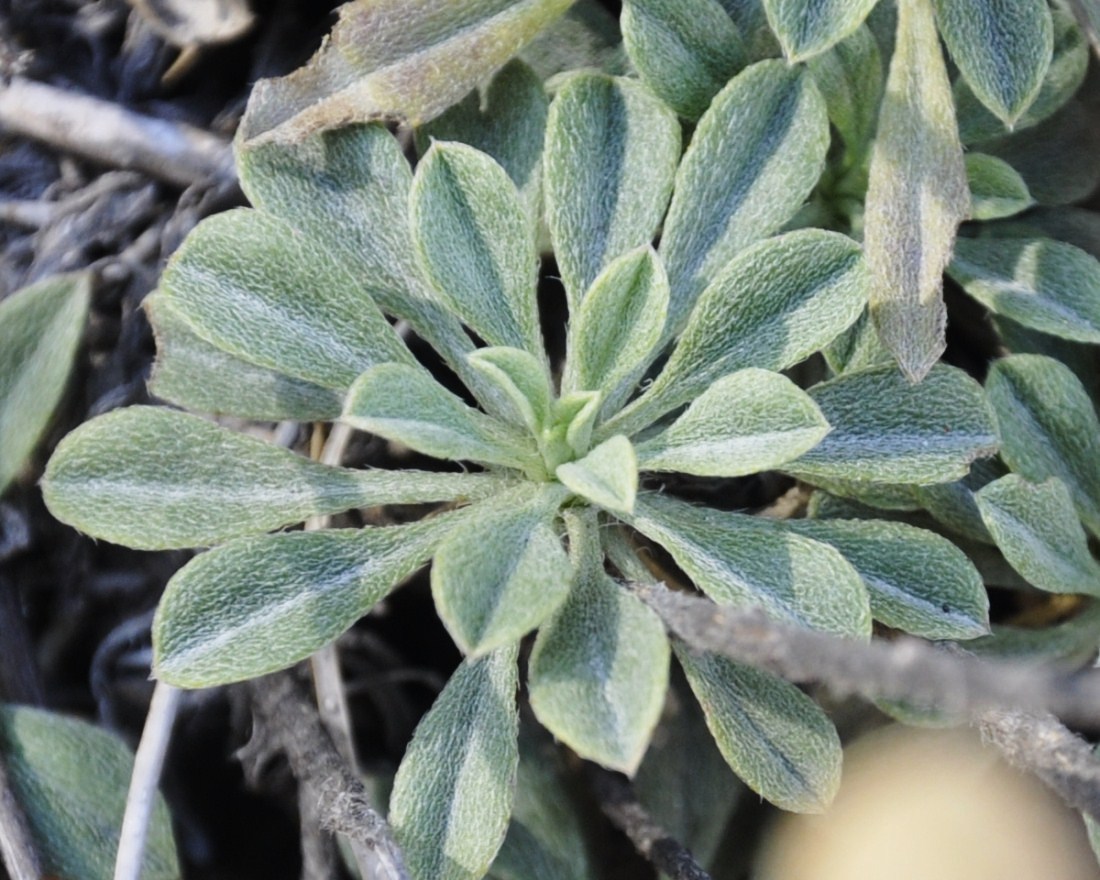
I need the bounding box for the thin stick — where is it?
[0,78,236,189]
[0,750,44,880]
[307,421,359,769]
[632,582,1100,726]
[247,672,409,880]
[113,682,181,880]
[979,709,1100,822]
[586,764,712,880]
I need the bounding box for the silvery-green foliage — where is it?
[43,54,999,875]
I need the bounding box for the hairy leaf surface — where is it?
[621,0,746,119]
[986,355,1100,536]
[0,273,89,496]
[391,645,520,880]
[676,646,842,813]
[42,407,505,550]
[154,515,463,686]
[977,475,1100,596]
[865,0,968,380]
[807,24,884,158]
[659,60,830,331]
[631,493,871,637]
[787,365,998,484]
[788,518,989,638]
[964,154,1034,221]
[545,74,680,307]
[763,0,880,62]
[949,238,1100,344]
[556,436,638,515]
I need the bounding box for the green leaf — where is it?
[467,347,554,436]
[343,363,536,470]
[948,238,1100,344]
[432,485,571,655]
[986,355,1100,536]
[912,458,1003,544]
[529,513,668,773]
[604,230,868,438]
[235,124,499,410]
[956,9,1087,144]
[544,74,680,307]
[630,493,871,637]
[145,294,342,421]
[556,435,638,515]
[763,0,880,62]
[520,1,626,79]
[969,601,1100,664]
[42,407,505,551]
[976,475,1100,596]
[787,518,990,639]
[237,0,571,143]
[864,0,968,381]
[822,309,895,375]
[159,208,412,391]
[563,247,669,414]
[635,369,830,477]
[659,60,830,331]
[390,644,520,880]
[621,0,747,120]
[154,514,461,686]
[418,60,549,221]
[964,154,1034,221]
[786,364,999,484]
[411,142,541,355]
[0,704,179,880]
[933,0,1053,126]
[675,645,842,813]
[807,24,884,158]
[0,273,89,496]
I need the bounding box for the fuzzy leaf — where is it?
[467,347,554,436]
[964,154,1034,221]
[949,238,1100,344]
[933,0,1052,126]
[529,559,669,773]
[412,142,541,355]
[912,458,1003,544]
[544,74,680,307]
[145,294,342,421]
[675,646,841,813]
[636,369,829,477]
[343,363,536,470]
[432,485,571,655]
[556,436,638,515]
[605,230,867,438]
[42,407,504,551]
[563,247,669,413]
[418,60,548,220]
[986,355,1100,536]
[0,273,89,496]
[235,124,499,409]
[237,0,571,144]
[788,518,990,639]
[659,60,830,331]
[631,493,871,637]
[822,309,894,375]
[976,474,1100,596]
[865,0,969,381]
[620,0,747,120]
[786,365,999,484]
[763,0,880,62]
[807,24,884,157]
[0,705,179,880]
[390,644,520,880]
[159,208,412,391]
[154,515,461,686]
[956,10,1087,144]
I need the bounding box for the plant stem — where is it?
[114,681,181,880]
[586,763,712,880]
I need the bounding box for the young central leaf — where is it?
[556,436,638,515]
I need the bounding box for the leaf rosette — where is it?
[43,59,998,876]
